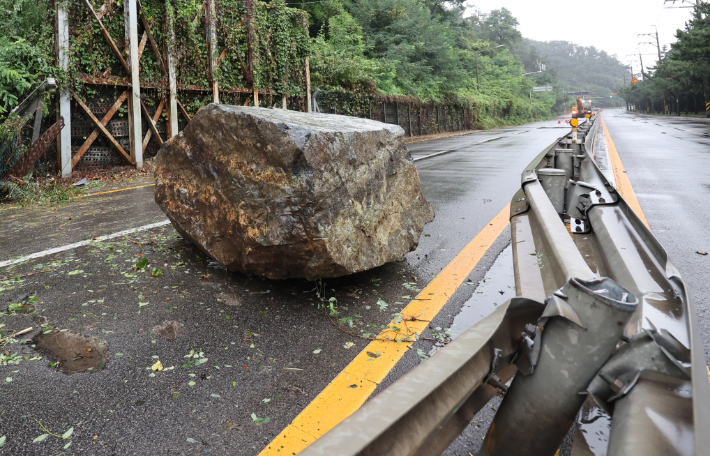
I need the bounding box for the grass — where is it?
[1,177,88,206]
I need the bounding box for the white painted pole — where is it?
[125,0,143,168]
[56,5,72,178]
[305,56,311,113]
[166,5,179,138]
[206,0,218,104]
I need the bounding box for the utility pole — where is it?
[653,25,662,61]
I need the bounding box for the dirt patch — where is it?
[152,320,184,340]
[217,292,242,307]
[33,330,108,374]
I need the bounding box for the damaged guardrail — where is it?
[299,115,710,456]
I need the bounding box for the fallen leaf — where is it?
[186,437,197,444]
[152,360,164,372]
[313,349,322,354]
[343,342,355,349]
[697,250,708,256]
[33,434,49,443]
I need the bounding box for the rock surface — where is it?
[154,104,434,280]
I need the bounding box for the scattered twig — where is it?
[125,237,155,250]
[34,419,63,439]
[0,269,55,282]
[11,327,33,338]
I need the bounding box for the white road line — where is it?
[412,136,504,162]
[0,219,171,268]
[675,127,690,131]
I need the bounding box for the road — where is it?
[601,109,710,363]
[0,111,706,455]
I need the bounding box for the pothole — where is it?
[32,330,108,374]
[152,320,184,340]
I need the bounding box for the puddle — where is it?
[430,246,516,356]
[33,330,108,374]
[448,245,516,340]
[575,399,611,455]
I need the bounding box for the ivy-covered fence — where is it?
[313,92,476,137]
[56,0,310,175]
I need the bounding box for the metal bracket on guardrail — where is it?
[297,115,709,456]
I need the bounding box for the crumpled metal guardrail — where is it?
[300,116,710,456]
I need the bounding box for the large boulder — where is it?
[154,104,434,280]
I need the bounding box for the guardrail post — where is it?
[479,277,637,456]
[56,4,72,178]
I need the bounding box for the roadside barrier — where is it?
[298,115,710,456]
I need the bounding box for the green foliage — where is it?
[522,39,627,107]
[299,2,572,123]
[619,4,710,114]
[0,32,55,115]
[1,177,86,206]
[479,8,522,48]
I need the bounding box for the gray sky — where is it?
[466,0,697,75]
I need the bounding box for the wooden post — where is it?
[166,4,178,138]
[407,105,412,137]
[395,102,399,128]
[254,90,259,107]
[419,106,422,136]
[282,95,287,109]
[56,3,72,177]
[305,56,312,113]
[383,101,387,123]
[206,0,218,104]
[125,0,142,168]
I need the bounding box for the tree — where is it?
[480,8,522,48]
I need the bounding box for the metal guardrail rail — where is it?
[299,116,710,456]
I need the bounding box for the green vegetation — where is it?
[1,177,87,206]
[302,2,568,123]
[0,0,640,132]
[619,3,710,115]
[523,40,628,107]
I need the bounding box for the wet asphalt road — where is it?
[0,117,596,455]
[602,109,710,363]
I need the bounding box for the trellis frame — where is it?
[55,0,311,177]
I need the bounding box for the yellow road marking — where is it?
[76,183,155,198]
[259,204,512,456]
[604,116,710,385]
[600,116,649,228]
[405,130,478,145]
